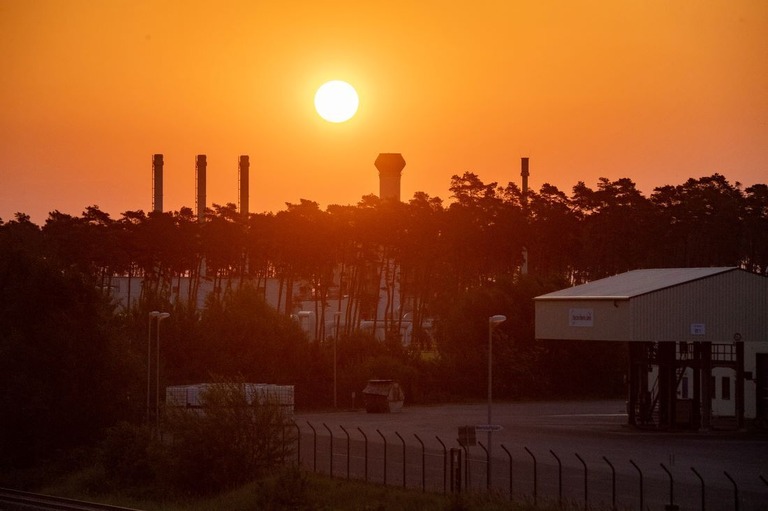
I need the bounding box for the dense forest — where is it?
[1,172,767,468]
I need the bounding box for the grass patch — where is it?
[29,465,555,511]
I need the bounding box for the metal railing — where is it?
[284,420,768,510]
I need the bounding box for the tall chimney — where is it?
[238,155,249,216]
[152,154,164,212]
[196,155,207,223]
[521,156,530,276]
[521,157,530,204]
[375,153,406,202]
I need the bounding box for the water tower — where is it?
[375,153,405,202]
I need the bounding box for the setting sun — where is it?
[314,80,359,123]
[0,1,765,224]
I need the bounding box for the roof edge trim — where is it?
[534,296,631,301]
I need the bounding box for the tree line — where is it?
[5,172,766,329]
[1,171,765,468]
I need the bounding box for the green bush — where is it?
[160,379,292,495]
[252,466,311,510]
[99,422,160,490]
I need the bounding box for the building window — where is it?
[722,377,731,401]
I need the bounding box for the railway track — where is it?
[0,487,143,511]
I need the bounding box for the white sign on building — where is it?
[569,308,594,327]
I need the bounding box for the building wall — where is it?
[745,341,768,419]
[631,270,768,344]
[534,298,631,341]
[108,276,284,312]
[649,341,768,420]
[536,270,768,344]
[669,366,737,417]
[107,275,430,345]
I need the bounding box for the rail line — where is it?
[0,487,143,511]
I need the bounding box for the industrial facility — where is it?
[535,267,768,429]
[114,152,420,344]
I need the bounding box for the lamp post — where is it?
[155,312,170,432]
[334,311,342,409]
[487,314,506,489]
[147,311,161,423]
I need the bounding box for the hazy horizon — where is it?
[2,1,766,223]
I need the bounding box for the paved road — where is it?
[294,400,768,511]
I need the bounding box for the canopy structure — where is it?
[535,268,768,429]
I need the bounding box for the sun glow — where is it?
[314,80,359,123]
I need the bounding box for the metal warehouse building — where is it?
[535,267,768,430]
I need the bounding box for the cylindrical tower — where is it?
[375,153,406,202]
[196,155,207,223]
[152,154,164,213]
[520,156,530,275]
[238,155,250,216]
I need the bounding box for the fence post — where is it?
[461,443,470,490]
[691,467,705,511]
[357,427,368,482]
[340,425,350,479]
[306,421,317,472]
[322,422,333,478]
[603,456,616,511]
[630,459,643,511]
[501,444,513,501]
[575,452,588,511]
[292,421,301,467]
[377,429,387,486]
[414,434,426,492]
[724,471,739,511]
[524,446,537,507]
[395,431,406,488]
[449,448,462,493]
[478,441,489,490]
[550,450,562,507]
[436,435,447,494]
[660,462,677,510]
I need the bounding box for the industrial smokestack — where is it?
[238,155,249,216]
[521,157,529,204]
[521,157,530,276]
[196,155,207,223]
[375,153,406,202]
[152,154,164,212]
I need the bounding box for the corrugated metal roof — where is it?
[535,267,738,300]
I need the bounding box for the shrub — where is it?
[160,379,292,495]
[98,422,160,490]
[252,466,311,510]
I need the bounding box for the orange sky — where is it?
[1,1,766,223]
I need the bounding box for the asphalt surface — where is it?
[294,400,768,510]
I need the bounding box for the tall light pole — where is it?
[487,314,506,489]
[333,311,342,409]
[155,312,170,432]
[147,311,161,423]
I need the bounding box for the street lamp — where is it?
[147,311,161,423]
[155,312,170,432]
[333,311,342,409]
[487,314,506,489]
